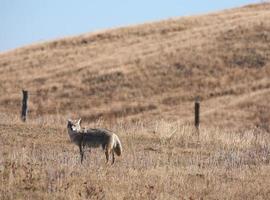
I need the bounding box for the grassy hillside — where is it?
[1,3,270,199]
[0,3,270,129]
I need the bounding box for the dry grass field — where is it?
[1,2,270,199]
[1,115,270,199]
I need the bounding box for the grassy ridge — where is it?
[0,3,270,199]
[0,3,270,128]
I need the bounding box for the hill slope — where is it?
[1,3,270,129]
[1,3,270,199]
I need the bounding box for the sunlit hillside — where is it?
[0,3,270,129]
[0,3,270,199]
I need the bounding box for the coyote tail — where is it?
[114,134,122,156]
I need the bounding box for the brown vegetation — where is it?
[1,115,270,199]
[0,3,270,199]
[0,3,270,128]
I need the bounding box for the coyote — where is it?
[67,119,122,164]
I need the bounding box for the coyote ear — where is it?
[77,118,82,126]
[67,119,73,126]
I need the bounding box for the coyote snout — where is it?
[67,119,122,164]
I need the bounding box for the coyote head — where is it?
[67,118,82,131]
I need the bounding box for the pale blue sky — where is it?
[0,0,260,52]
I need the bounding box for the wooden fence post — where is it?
[21,90,28,122]
[194,96,200,130]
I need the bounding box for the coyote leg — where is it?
[112,151,115,165]
[105,150,109,164]
[79,143,84,164]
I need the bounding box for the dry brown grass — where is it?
[1,3,270,199]
[0,3,270,129]
[0,114,270,199]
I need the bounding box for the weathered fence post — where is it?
[194,96,200,130]
[21,90,28,122]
